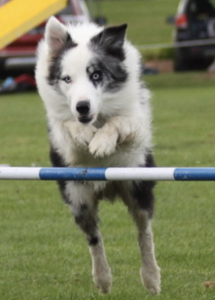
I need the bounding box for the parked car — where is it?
[0,0,91,79]
[174,0,215,71]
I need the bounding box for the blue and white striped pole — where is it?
[0,167,215,181]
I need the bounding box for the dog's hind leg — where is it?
[66,183,112,294]
[122,180,161,295]
[135,209,161,295]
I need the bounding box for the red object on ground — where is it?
[14,74,36,86]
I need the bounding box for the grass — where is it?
[0,72,215,300]
[100,0,180,59]
[102,0,179,45]
[87,0,181,60]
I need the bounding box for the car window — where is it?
[209,0,215,8]
[188,0,215,18]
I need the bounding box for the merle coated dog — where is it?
[35,16,160,294]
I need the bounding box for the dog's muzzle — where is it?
[76,101,92,124]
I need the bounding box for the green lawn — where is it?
[101,0,180,45]
[95,0,180,59]
[0,72,215,300]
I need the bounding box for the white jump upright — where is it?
[0,167,215,181]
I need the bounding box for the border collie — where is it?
[35,16,160,294]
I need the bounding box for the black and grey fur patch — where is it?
[50,143,100,245]
[89,24,128,92]
[74,204,99,237]
[49,144,72,204]
[131,152,156,218]
[88,236,99,246]
[86,58,128,91]
[47,33,77,88]
[90,24,127,61]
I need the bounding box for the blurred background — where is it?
[1,0,215,91]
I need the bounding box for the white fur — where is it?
[89,233,112,293]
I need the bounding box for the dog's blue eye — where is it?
[91,71,102,82]
[62,76,71,83]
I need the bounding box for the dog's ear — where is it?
[91,24,127,59]
[45,16,75,54]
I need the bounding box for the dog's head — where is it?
[43,17,128,124]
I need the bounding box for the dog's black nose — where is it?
[76,101,90,115]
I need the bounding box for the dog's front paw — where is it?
[89,129,118,158]
[75,125,97,149]
[66,122,97,150]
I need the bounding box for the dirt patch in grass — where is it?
[204,281,215,288]
[145,59,174,73]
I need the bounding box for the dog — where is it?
[35,16,160,294]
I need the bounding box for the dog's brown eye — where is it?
[62,76,71,83]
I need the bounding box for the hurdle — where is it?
[0,167,215,181]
